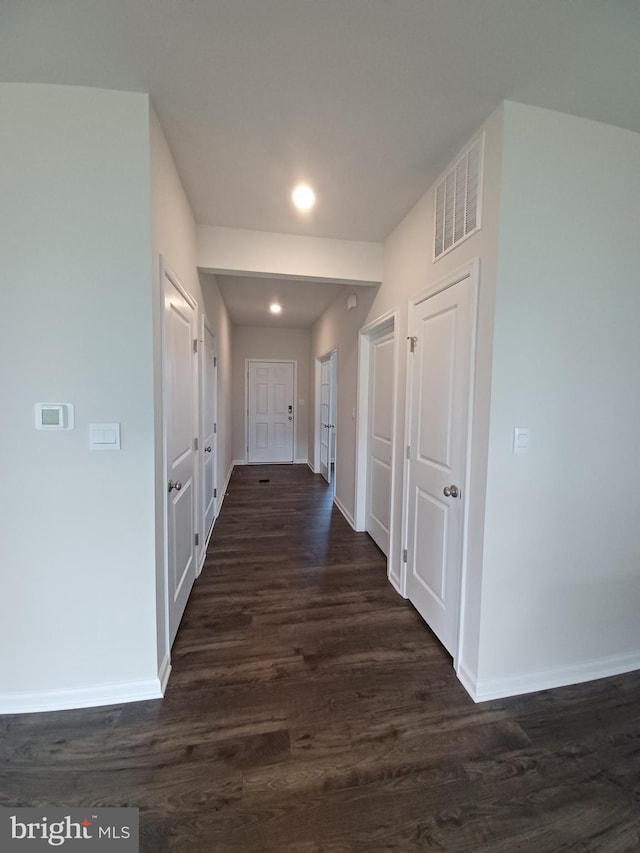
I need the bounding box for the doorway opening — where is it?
[355,311,399,584]
[404,259,478,661]
[315,350,337,494]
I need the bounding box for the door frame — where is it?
[160,256,200,649]
[402,258,479,661]
[200,314,218,560]
[355,310,400,586]
[314,349,338,480]
[245,359,297,463]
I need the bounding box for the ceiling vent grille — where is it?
[434,134,483,261]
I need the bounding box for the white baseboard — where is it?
[197,546,206,576]
[158,655,172,695]
[203,520,215,553]
[219,463,234,506]
[199,463,234,570]
[387,570,402,596]
[234,459,307,466]
[333,494,355,529]
[0,677,163,715]
[458,650,640,703]
[307,460,316,474]
[456,659,479,702]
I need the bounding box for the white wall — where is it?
[0,84,159,710]
[150,110,237,670]
[476,103,640,696]
[149,106,208,675]
[311,107,505,672]
[197,225,383,284]
[375,107,505,676]
[310,288,380,525]
[232,326,311,463]
[303,102,640,701]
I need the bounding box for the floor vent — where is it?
[434,134,483,260]
[259,479,270,483]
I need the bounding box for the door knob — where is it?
[168,480,183,492]
[204,446,212,452]
[288,416,293,421]
[443,485,459,498]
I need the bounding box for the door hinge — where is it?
[406,445,411,460]
[213,423,217,434]
[193,338,198,353]
[214,488,217,498]
[407,336,417,353]
[403,548,408,563]
[214,356,217,367]
[195,533,200,547]
[194,437,198,451]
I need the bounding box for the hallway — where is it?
[2,464,639,851]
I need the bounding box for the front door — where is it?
[406,268,476,656]
[247,361,295,463]
[366,330,394,555]
[202,321,217,544]
[163,263,198,646]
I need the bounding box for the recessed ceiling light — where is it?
[292,184,315,212]
[270,303,282,314]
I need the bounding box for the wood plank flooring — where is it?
[2,464,639,851]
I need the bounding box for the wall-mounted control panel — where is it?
[35,403,74,430]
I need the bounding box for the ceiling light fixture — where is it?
[292,184,315,212]
[270,303,282,314]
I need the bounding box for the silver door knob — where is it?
[288,416,293,421]
[168,480,183,492]
[443,485,459,498]
[204,446,212,452]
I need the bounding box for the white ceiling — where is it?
[214,275,352,329]
[3,2,639,327]
[2,0,639,246]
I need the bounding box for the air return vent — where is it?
[434,134,483,260]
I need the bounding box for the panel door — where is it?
[203,323,217,542]
[247,361,294,463]
[164,268,198,646]
[319,358,332,484]
[366,331,394,555]
[406,274,475,656]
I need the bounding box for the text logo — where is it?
[1,808,138,851]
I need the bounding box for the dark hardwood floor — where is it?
[2,464,639,851]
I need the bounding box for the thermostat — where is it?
[35,403,74,430]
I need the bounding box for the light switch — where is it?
[90,423,121,450]
[513,427,530,454]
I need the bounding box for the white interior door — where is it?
[163,264,198,646]
[319,357,332,484]
[247,361,294,463]
[203,321,217,544]
[366,331,394,555]
[406,271,475,656]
